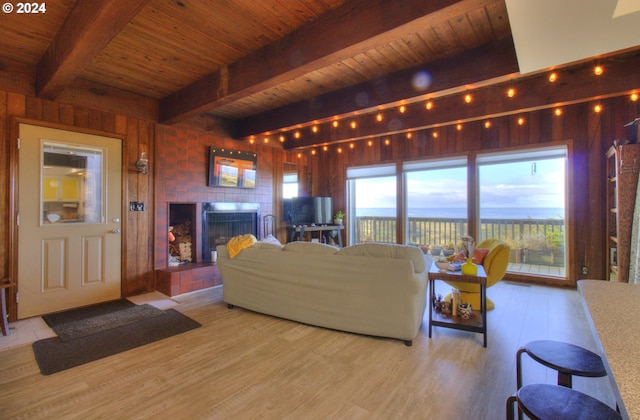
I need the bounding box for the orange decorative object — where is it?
[168,232,175,242]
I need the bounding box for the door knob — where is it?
[111,228,121,234]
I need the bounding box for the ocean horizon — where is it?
[356,207,564,220]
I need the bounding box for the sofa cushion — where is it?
[251,242,284,250]
[260,234,283,246]
[337,243,426,273]
[283,241,339,254]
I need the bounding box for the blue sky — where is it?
[355,158,566,209]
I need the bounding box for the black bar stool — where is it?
[506,384,621,420]
[517,340,606,389]
[511,340,609,419]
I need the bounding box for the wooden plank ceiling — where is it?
[2,0,634,148]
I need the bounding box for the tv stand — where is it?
[287,224,344,247]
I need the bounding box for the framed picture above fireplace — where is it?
[208,147,257,188]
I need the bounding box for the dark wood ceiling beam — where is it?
[159,0,489,124]
[234,38,519,138]
[56,78,158,121]
[281,51,640,149]
[36,0,150,100]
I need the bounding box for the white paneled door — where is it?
[17,124,122,318]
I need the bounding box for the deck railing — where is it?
[355,215,565,270]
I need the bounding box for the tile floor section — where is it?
[0,291,178,351]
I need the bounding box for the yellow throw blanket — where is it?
[226,234,257,258]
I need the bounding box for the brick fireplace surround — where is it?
[154,126,276,296]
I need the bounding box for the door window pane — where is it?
[41,142,104,225]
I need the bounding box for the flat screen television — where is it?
[283,197,333,225]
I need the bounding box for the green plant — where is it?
[522,231,564,251]
[522,233,548,250]
[334,210,345,219]
[545,230,564,250]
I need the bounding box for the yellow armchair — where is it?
[445,239,510,310]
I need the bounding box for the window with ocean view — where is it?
[346,145,568,280]
[404,157,468,253]
[478,147,567,278]
[347,164,397,244]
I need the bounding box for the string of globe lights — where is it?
[247,64,638,158]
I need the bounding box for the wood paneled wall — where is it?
[306,95,640,287]
[0,90,156,320]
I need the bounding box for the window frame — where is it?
[344,141,573,284]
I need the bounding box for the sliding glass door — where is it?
[477,146,567,278]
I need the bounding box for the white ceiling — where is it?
[506,0,640,74]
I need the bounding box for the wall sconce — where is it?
[136,152,149,175]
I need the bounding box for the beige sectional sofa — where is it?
[216,241,431,346]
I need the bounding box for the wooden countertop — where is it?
[578,279,640,420]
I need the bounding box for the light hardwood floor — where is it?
[0,281,618,419]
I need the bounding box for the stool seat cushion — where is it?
[517,384,620,420]
[525,340,606,377]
